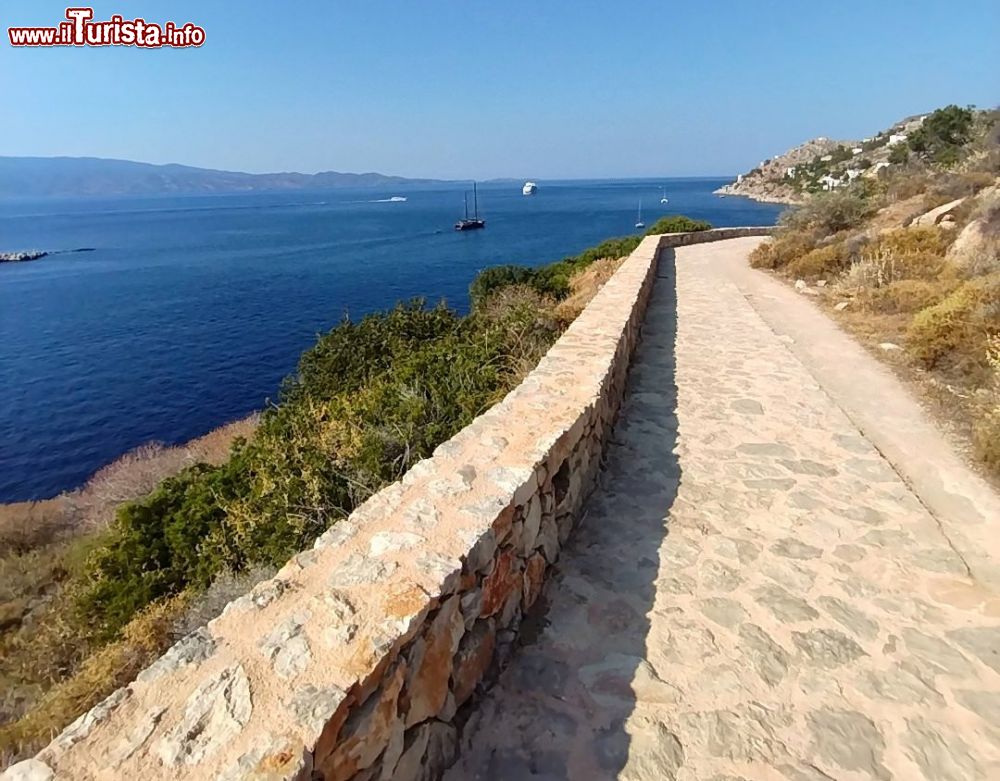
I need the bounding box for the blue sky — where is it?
[2,1,997,179]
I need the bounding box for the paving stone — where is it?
[904,718,982,781]
[771,538,823,560]
[755,584,819,623]
[902,628,975,677]
[698,597,748,629]
[806,708,888,779]
[855,663,944,706]
[739,623,791,687]
[946,626,1000,674]
[791,629,866,668]
[817,596,879,641]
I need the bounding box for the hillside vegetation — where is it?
[718,104,987,204]
[0,214,709,764]
[750,105,1000,476]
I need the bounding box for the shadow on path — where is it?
[446,250,681,779]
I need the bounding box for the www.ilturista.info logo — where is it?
[8,7,205,48]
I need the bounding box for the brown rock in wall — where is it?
[401,596,464,728]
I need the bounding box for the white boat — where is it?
[387,196,407,202]
[660,188,669,204]
[635,200,645,229]
[522,181,538,195]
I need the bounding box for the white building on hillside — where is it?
[888,134,908,146]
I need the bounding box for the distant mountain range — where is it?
[0,156,453,198]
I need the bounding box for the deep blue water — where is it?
[0,178,782,501]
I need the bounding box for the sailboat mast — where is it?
[464,192,469,220]
[473,182,479,219]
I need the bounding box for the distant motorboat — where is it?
[635,200,645,230]
[522,181,538,195]
[660,188,669,204]
[455,182,486,231]
[388,196,407,202]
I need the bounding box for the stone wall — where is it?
[3,227,773,781]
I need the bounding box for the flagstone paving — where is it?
[446,238,1000,780]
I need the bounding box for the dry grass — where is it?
[0,595,187,765]
[553,256,626,323]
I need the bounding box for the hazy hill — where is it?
[0,156,450,198]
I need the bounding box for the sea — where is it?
[0,178,783,502]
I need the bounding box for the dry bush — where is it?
[923,171,996,210]
[785,243,848,280]
[885,168,931,202]
[186,414,259,463]
[80,443,191,529]
[0,499,72,555]
[865,279,956,314]
[0,595,186,765]
[844,246,905,290]
[844,228,952,294]
[475,284,560,382]
[749,232,815,271]
[553,256,626,322]
[882,226,948,256]
[973,335,1000,472]
[907,272,1000,372]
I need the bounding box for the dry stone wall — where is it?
[3,227,772,781]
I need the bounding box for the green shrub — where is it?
[469,214,710,305]
[644,215,712,235]
[908,105,975,165]
[782,187,878,234]
[469,265,537,309]
[889,144,910,165]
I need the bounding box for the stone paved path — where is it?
[446,238,1000,780]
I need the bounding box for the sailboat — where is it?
[660,188,669,204]
[455,182,486,231]
[634,200,645,229]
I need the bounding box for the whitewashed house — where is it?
[888,133,908,146]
